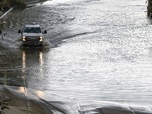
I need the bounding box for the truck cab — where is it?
[18,24,47,46]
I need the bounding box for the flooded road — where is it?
[0,0,152,108]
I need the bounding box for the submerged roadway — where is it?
[0,0,152,113]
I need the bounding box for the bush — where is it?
[1,0,27,10]
[10,0,27,8]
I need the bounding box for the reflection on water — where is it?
[39,51,44,78]
[17,86,44,99]
[0,47,49,88]
[22,50,26,87]
[18,86,26,93]
[35,90,44,98]
[21,47,49,88]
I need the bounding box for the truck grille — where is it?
[25,36,39,41]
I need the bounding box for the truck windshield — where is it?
[23,27,41,33]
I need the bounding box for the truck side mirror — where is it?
[43,30,47,34]
[18,30,21,33]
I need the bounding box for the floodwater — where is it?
[0,0,152,111]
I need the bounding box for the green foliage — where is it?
[10,0,27,8]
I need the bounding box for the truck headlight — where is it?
[39,36,43,42]
[22,36,26,41]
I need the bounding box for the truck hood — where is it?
[23,33,43,36]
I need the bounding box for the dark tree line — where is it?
[0,0,26,11]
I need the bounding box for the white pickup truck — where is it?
[18,24,47,46]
